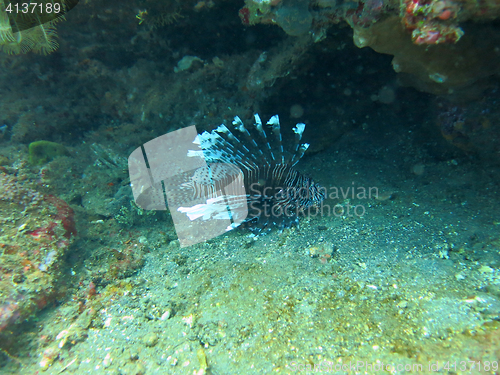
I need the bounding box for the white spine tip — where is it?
[254,114,262,126]
[254,114,264,133]
[232,116,246,132]
[216,124,229,133]
[293,123,306,135]
[232,116,244,128]
[267,115,280,131]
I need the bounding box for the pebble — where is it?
[161,308,173,320]
[143,332,159,347]
[129,350,139,361]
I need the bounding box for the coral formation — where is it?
[401,0,464,45]
[0,172,76,334]
[240,0,500,44]
[352,17,500,97]
[239,0,500,97]
[28,140,69,165]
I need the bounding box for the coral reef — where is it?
[240,0,500,45]
[239,0,500,97]
[352,17,500,97]
[0,172,76,334]
[401,0,464,45]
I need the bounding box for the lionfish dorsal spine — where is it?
[266,115,285,164]
[232,116,266,166]
[253,114,275,164]
[202,125,253,167]
[291,143,308,167]
[289,123,307,166]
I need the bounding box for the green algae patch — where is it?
[28,140,69,165]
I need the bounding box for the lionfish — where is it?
[176,114,325,232]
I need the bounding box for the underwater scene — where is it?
[1,0,500,374]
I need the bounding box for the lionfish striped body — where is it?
[177,114,325,232]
